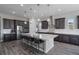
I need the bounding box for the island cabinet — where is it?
[54,34,79,45]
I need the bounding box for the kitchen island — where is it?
[21,33,58,53]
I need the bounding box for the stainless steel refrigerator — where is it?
[17,26,23,40]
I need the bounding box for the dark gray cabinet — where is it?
[3,18,14,29]
[3,34,10,42]
[57,35,63,42]
[22,21,29,33]
[41,21,48,29]
[16,21,24,26]
[70,35,79,45]
[55,35,79,45]
[77,16,79,29]
[55,18,65,29]
[3,34,16,42]
[9,20,14,29]
[16,20,29,33]
[62,35,70,43]
[3,18,10,29]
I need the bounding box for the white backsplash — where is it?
[3,29,11,34]
[54,29,79,35]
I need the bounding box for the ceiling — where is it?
[0,4,79,18]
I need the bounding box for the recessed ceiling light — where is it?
[12,11,16,14]
[20,4,24,7]
[58,9,62,11]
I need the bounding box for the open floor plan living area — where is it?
[0,4,79,55]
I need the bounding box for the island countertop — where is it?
[21,33,58,41]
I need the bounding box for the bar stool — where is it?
[33,39,45,54]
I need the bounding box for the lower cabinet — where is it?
[3,34,16,42]
[55,35,79,45]
[3,34,10,42]
[10,34,17,41]
[62,35,70,43]
[70,36,79,45]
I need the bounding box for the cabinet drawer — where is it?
[4,34,10,42]
[54,35,63,42]
[63,35,70,43]
[70,36,79,45]
[3,34,16,42]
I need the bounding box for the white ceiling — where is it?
[0,4,79,18]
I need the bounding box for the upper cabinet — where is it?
[55,18,65,29]
[22,21,29,33]
[16,20,24,26]
[16,20,29,33]
[77,16,79,29]
[3,18,14,29]
[41,21,48,29]
[3,18,29,33]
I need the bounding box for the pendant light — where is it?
[24,10,27,24]
[36,4,40,32]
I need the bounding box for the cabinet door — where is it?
[10,34,16,41]
[58,35,63,42]
[54,35,63,42]
[9,20,14,29]
[16,20,24,26]
[63,35,70,43]
[70,35,79,45]
[55,18,65,29]
[3,34,10,42]
[41,21,48,29]
[77,16,79,29]
[55,19,60,29]
[3,19,10,29]
[22,21,29,33]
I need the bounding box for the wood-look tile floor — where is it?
[0,40,40,55]
[47,41,79,55]
[0,40,79,55]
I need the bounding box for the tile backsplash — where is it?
[3,29,11,34]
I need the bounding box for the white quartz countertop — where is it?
[54,29,79,35]
[38,34,58,41]
[21,33,58,41]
